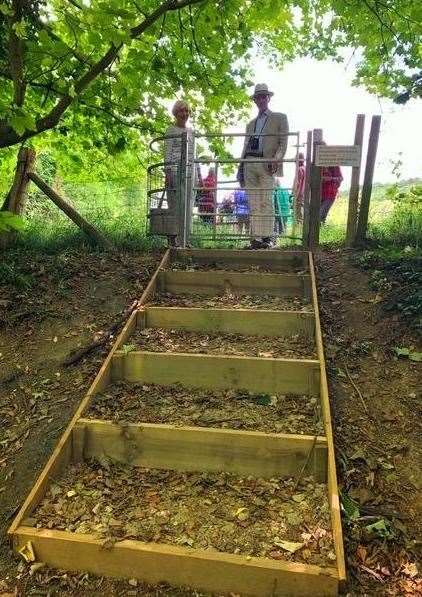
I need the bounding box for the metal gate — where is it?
[147,130,306,247]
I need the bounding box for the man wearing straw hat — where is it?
[238,83,289,249]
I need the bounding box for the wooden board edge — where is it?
[137,248,171,305]
[111,350,320,394]
[77,418,328,445]
[171,248,310,269]
[75,419,328,481]
[140,306,315,338]
[309,252,346,585]
[7,252,170,536]
[11,526,339,597]
[143,306,314,316]
[113,350,320,366]
[160,270,310,283]
[172,248,307,262]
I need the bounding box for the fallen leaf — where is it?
[402,562,418,578]
[274,540,304,553]
[18,541,35,562]
[29,561,45,575]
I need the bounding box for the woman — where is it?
[164,100,198,246]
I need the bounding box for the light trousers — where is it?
[244,162,275,238]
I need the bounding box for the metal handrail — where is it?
[149,130,299,153]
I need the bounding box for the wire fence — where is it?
[23,180,152,249]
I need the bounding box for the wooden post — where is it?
[28,172,113,249]
[302,131,313,248]
[355,115,381,244]
[345,114,365,246]
[2,147,36,214]
[307,129,323,249]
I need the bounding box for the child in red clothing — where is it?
[320,165,343,223]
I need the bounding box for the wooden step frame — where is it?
[157,269,312,299]
[170,248,309,271]
[136,305,315,339]
[8,249,345,596]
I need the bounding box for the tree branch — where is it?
[66,0,84,10]
[9,0,26,106]
[0,0,206,148]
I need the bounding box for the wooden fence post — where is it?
[307,129,323,250]
[302,130,313,248]
[345,114,365,246]
[355,115,381,244]
[28,172,113,249]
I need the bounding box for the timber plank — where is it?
[142,306,315,338]
[75,419,328,481]
[13,527,339,597]
[171,248,308,270]
[157,270,310,298]
[309,253,346,586]
[111,351,320,395]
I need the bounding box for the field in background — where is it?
[9,177,422,253]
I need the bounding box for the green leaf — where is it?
[394,347,410,357]
[409,352,422,362]
[253,393,272,406]
[121,344,136,355]
[341,493,360,520]
[0,211,25,233]
[0,3,13,16]
[10,111,37,135]
[12,20,28,39]
[365,518,395,539]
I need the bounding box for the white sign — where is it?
[315,145,362,167]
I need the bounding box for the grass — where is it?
[14,181,165,253]
[3,179,421,254]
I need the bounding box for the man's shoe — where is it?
[250,238,264,249]
[261,237,274,249]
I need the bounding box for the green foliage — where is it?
[368,184,422,248]
[394,347,422,361]
[356,248,422,333]
[341,493,360,521]
[0,211,25,232]
[12,179,165,252]
[0,0,420,156]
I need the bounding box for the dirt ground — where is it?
[32,464,333,566]
[316,250,421,596]
[85,382,323,435]
[0,246,420,595]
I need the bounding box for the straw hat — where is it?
[251,83,274,98]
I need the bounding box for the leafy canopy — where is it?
[0,0,420,155]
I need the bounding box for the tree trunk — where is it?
[1,147,36,248]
